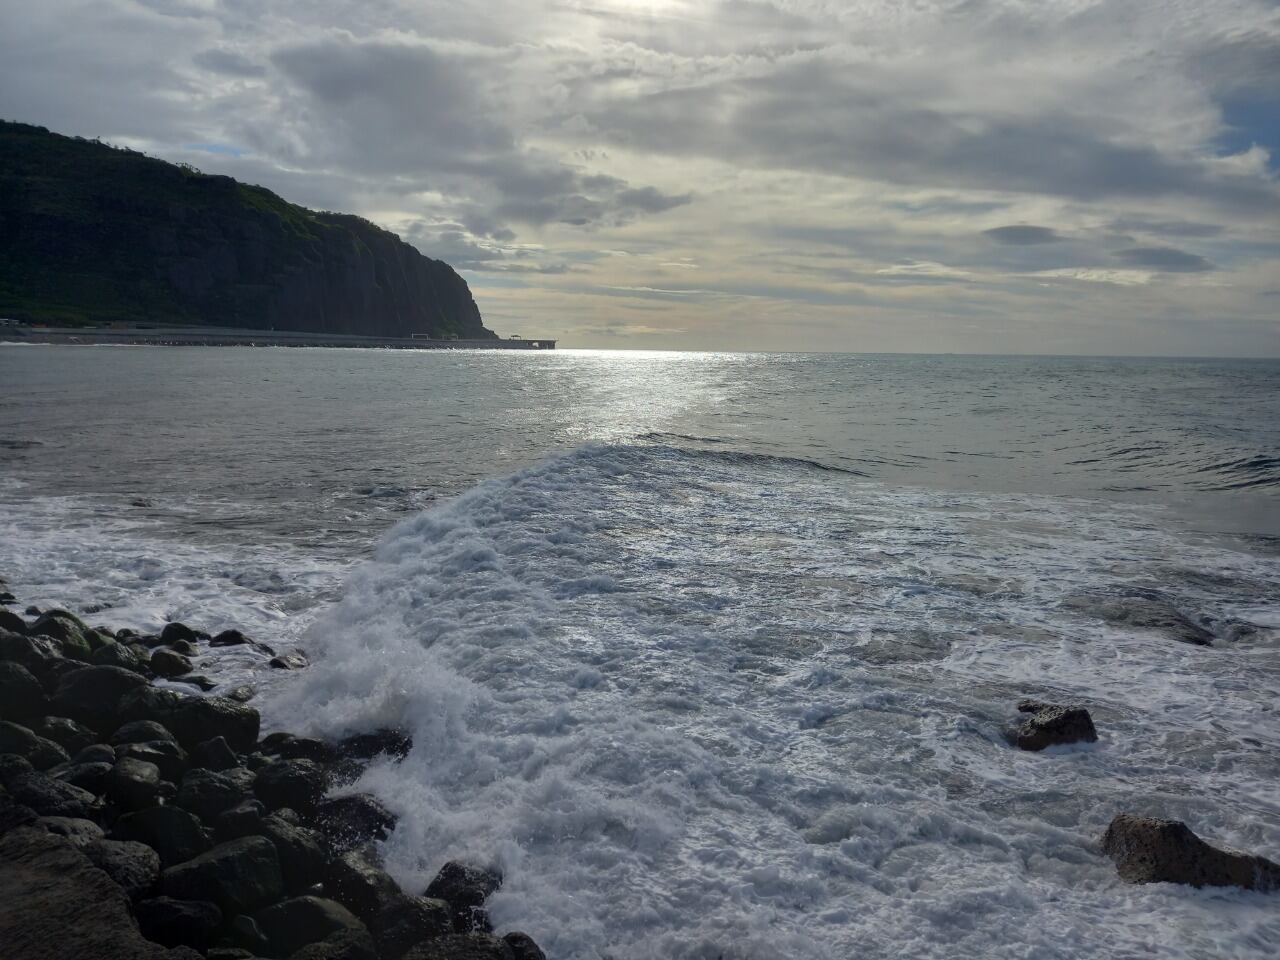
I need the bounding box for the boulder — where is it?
[0,752,35,785]
[0,720,70,769]
[169,639,199,656]
[227,684,255,703]
[85,837,162,899]
[254,896,368,958]
[117,685,187,726]
[210,629,251,647]
[0,628,64,676]
[7,770,102,819]
[0,607,25,632]
[106,756,163,809]
[53,759,114,793]
[51,665,149,732]
[177,768,247,822]
[215,799,267,841]
[289,929,379,960]
[160,622,203,646]
[35,815,105,848]
[324,848,402,925]
[168,697,260,753]
[502,933,546,960]
[254,758,327,813]
[192,735,239,771]
[314,794,396,852]
[117,739,190,782]
[70,741,118,764]
[0,826,178,960]
[1101,814,1280,890]
[29,610,92,660]
[228,913,273,955]
[423,861,503,933]
[91,640,149,672]
[375,894,453,960]
[113,804,211,867]
[0,792,37,834]
[269,650,310,670]
[339,729,412,762]
[401,934,516,960]
[1014,701,1098,751]
[136,896,224,950]
[0,661,47,720]
[31,715,98,753]
[259,813,328,893]
[160,835,284,914]
[272,736,340,764]
[152,649,194,678]
[113,719,178,745]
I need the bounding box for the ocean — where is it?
[2,344,1278,959]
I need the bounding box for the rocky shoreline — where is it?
[0,585,545,960]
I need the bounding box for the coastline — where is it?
[2,325,557,351]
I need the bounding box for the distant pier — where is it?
[2,324,556,350]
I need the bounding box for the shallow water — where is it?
[2,345,1278,958]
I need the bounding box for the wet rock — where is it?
[215,799,267,841]
[0,752,35,786]
[0,792,37,834]
[35,815,104,848]
[229,913,273,955]
[0,627,63,674]
[85,837,160,899]
[168,697,261,753]
[91,640,149,672]
[193,735,240,771]
[211,629,251,647]
[254,758,328,813]
[1101,814,1280,890]
[339,729,412,762]
[71,741,118,764]
[375,893,453,960]
[0,662,47,720]
[52,665,150,732]
[401,934,516,960]
[0,826,178,960]
[152,648,194,678]
[113,804,211,867]
[137,896,225,950]
[176,767,246,821]
[207,949,255,960]
[273,735,341,764]
[290,928,379,960]
[169,638,199,656]
[324,848,402,925]
[502,932,546,960]
[0,608,25,632]
[118,739,190,782]
[160,835,284,914]
[1014,701,1098,751]
[32,715,98,753]
[1065,596,1214,646]
[423,861,503,933]
[177,674,219,692]
[106,756,163,809]
[0,720,70,769]
[160,622,203,646]
[314,794,396,852]
[7,770,102,818]
[269,649,310,670]
[52,759,114,793]
[254,895,367,957]
[227,684,255,703]
[29,610,92,660]
[117,685,188,726]
[113,719,178,746]
[260,812,328,894]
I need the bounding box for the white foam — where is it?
[271,445,1280,959]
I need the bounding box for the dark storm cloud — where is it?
[983,225,1065,245]
[1113,247,1216,273]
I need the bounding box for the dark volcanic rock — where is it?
[0,627,64,675]
[160,835,284,914]
[160,622,202,646]
[192,735,239,770]
[269,649,310,670]
[106,756,164,809]
[339,729,412,762]
[401,934,516,960]
[254,758,327,813]
[137,896,224,950]
[423,861,503,933]
[85,837,162,899]
[272,735,341,764]
[211,629,251,647]
[35,815,105,848]
[114,804,211,867]
[29,611,92,660]
[117,684,188,725]
[52,759,114,793]
[168,697,260,753]
[1065,595,1215,646]
[32,715,98,753]
[117,739,190,782]
[254,895,367,957]
[52,664,150,731]
[0,792,37,834]
[1101,814,1280,890]
[92,640,149,672]
[314,793,397,851]
[70,741,118,764]
[8,770,102,819]
[228,914,273,955]
[0,826,177,960]
[290,928,379,960]
[324,848,402,925]
[215,799,267,841]
[177,768,248,821]
[113,719,178,746]
[0,661,47,720]
[1014,701,1098,751]
[259,812,328,893]
[0,608,25,632]
[502,933,547,960]
[0,720,70,769]
[152,648,194,677]
[375,894,453,960]
[227,684,255,703]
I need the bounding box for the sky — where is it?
[2,0,1278,354]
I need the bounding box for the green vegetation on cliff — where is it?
[0,121,493,338]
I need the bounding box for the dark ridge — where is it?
[0,120,494,340]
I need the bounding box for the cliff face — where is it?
[0,121,493,338]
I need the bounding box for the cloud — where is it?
[1113,247,1216,273]
[983,225,1064,245]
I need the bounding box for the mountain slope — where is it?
[0,121,493,338]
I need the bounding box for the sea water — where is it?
[2,346,1278,958]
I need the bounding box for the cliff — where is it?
[0,121,494,339]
